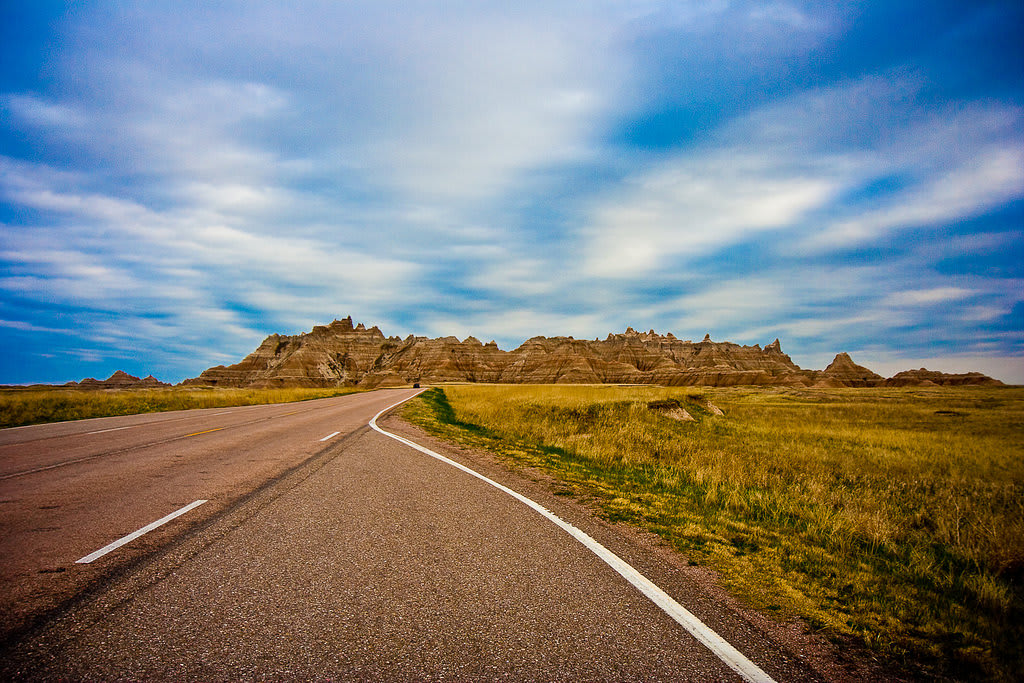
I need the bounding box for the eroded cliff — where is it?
[183,317,1004,389]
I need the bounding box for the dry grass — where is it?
[0,386,360,428]
[403,384,1024,681]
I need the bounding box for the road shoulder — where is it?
[379,411,902,683]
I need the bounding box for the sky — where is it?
[1,1,1022,385]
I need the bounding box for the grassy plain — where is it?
[403,384,1024,681]
[0,386,360,429]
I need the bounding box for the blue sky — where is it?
[1,1,1022,384]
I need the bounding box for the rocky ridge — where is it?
[65,370,171,389]
[882,368,1005,387]
[183,317,1004,389]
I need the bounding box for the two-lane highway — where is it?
[0,389,826,681]
[0,388,421,644]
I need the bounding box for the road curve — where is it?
[1,389,823,681]
[370,395,774,683]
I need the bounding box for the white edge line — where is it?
[319,431,341,442]
[369,389,777,683]
[75,499,209,564]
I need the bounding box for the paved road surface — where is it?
[0,389,823,681]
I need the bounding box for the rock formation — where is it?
[66,371,171,389]
[815,353,884,388]
[882,369,1005,387]
[183,317,1005,389]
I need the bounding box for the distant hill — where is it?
[65,371,171,389]
[183,317,1004,389]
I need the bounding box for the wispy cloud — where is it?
[884,288,975,307]
[581,151,841,277]
[812,145,1024,249]
[580,75,1024,273]
[0,319,69,334]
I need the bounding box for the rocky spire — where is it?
[331,316,354,331]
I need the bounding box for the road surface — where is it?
[0,388,826,681]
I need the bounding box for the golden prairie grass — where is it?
[403,384,1024,682]
[0,386,360,428]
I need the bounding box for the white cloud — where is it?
[465,256,567,298]
[884,287,975,307]
[3,94,88,128]
[130,78,289,180]
[0,319,69,334]
[355,10,627,204]
[668,278,791,331]
[811,146,1024,249]
[179,182,288,214]
[582,152,840,277]
[661,261,1022,368]
[0,152,422,370]
[580,75,1024,280]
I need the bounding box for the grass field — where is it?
[0,386,360,429]
[402,384,1024,682]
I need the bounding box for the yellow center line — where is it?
[184,427,225,438]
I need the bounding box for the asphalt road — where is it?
[0,388,827,681]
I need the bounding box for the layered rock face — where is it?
[815,352,884,388]
[183,317,1004,389]
[184,318,511,389]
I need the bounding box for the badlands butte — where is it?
[182,316,1002,389]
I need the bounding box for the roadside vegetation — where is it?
[0,386,359,429]
[403,384,1024,681]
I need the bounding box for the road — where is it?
[0,388,825,681]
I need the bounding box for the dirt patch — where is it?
[647,398,695,421]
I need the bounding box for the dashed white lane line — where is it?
[369,390,776,683]
[76,500,209,564]
[87,425,140,435]
[319,431,341,442]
